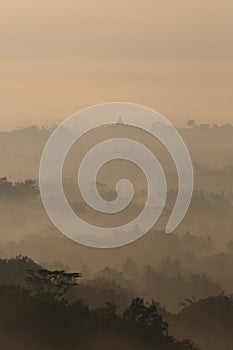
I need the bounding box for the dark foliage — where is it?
[26,268,81,299]
[0,283,198,350]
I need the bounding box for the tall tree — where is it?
[26,268,81,299]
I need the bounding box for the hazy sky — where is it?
[0,0,232,130]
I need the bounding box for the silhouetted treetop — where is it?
[26,268,81,299]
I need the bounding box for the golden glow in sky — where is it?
[0,0,232,129]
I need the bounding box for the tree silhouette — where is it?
[123,297,168,336]
[26,268,81,299]
[187,120,196,128]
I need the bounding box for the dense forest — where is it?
[1,255,233,350]
[0,123,233,349]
